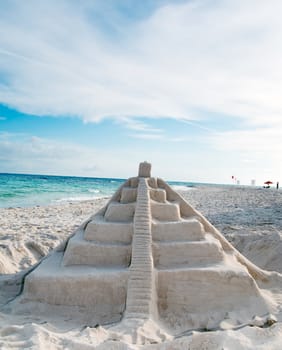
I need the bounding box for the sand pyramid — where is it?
[20,162,274,335]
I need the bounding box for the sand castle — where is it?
[17,162,276,341]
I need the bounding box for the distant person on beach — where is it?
[277,182,279,189]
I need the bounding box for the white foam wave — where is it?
[172,185,196,192]
[54,195,105,203]
[88,189,100,193]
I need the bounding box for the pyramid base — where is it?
[22,252,128,324]
[157,260,273,332]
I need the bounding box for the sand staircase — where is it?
[124,177,156,320]
[19,162,274,336]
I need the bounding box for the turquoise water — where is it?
[0,173,125,208]
[0,173,198,208]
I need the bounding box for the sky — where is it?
[0,0,281,185]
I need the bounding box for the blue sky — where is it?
[0,0,281,185]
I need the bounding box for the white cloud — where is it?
[0,132,164,179]
[0,0,282,184]
[117,117,163,133]
[210,127,282,154]
[130,133,164,140]
[0,0,282,129]
[208,126,282,183]
[0,133,97,176]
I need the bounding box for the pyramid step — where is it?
[135,232,150,235]
[128,280,152,287]
[129,275,153,280]
[127,292,152,299]
[128,284,152,290]
[130,258,152,263]
[129,284,152,290]
[130,258,153,263]
[128,293,152,300]
[63,232,131,267]
[133,244,151,248]
[134,227,150,230]
[129,264,153,276]
[153,234,224,268]
[151,202,181,221]
[150,188,166,202]
[131,256,151,260]
[129,271,151,276]
[120,187,137,204]
[127,299,151,307]
[126,305,150,314]
[152,218,205,242]
[127,290,151,296]
[132,248,150,253]
[125,312,148,319]
[22,252,128,324]
[129,277,153,284]
[132,241,151,245]
[133,234,150,238]
[130,264,152,276]
[104,202,135,222]
[157,263,265,316]
[84,217,133,244]
[133,238,151,242]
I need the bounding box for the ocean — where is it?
[0,173,125,208]
[0,173,196,208]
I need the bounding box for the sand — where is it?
[0,185,282,349]
[0,198,108,274]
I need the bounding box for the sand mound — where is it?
[0,251,14,274]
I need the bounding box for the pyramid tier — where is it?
[84,216,133,244]
[153,234,224,268]
[151,202,181,221]
[152,218,205,241]
[104,202,135,222]
[150,188,167,202]
[120,187,137,204]
[63,230,131,267]
[157,261,270,326]
[23,252,128,323]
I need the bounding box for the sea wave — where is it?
[171,185,196,192]
[88,189,100,193]
[54,195,107,203]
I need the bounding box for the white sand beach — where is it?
[1,184,282,349]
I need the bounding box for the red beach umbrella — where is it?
[264,181,273,185]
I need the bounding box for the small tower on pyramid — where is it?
[20,162,274,334]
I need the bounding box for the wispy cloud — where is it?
[0,132,160,178]
[208,126,282,182]
[179,119,217,133]
[1,0,282,130]
[0,0,282,183]
[210,127,282,154]
[0,132,103,176]
[130,133,164,140]
[117,117,163,133]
